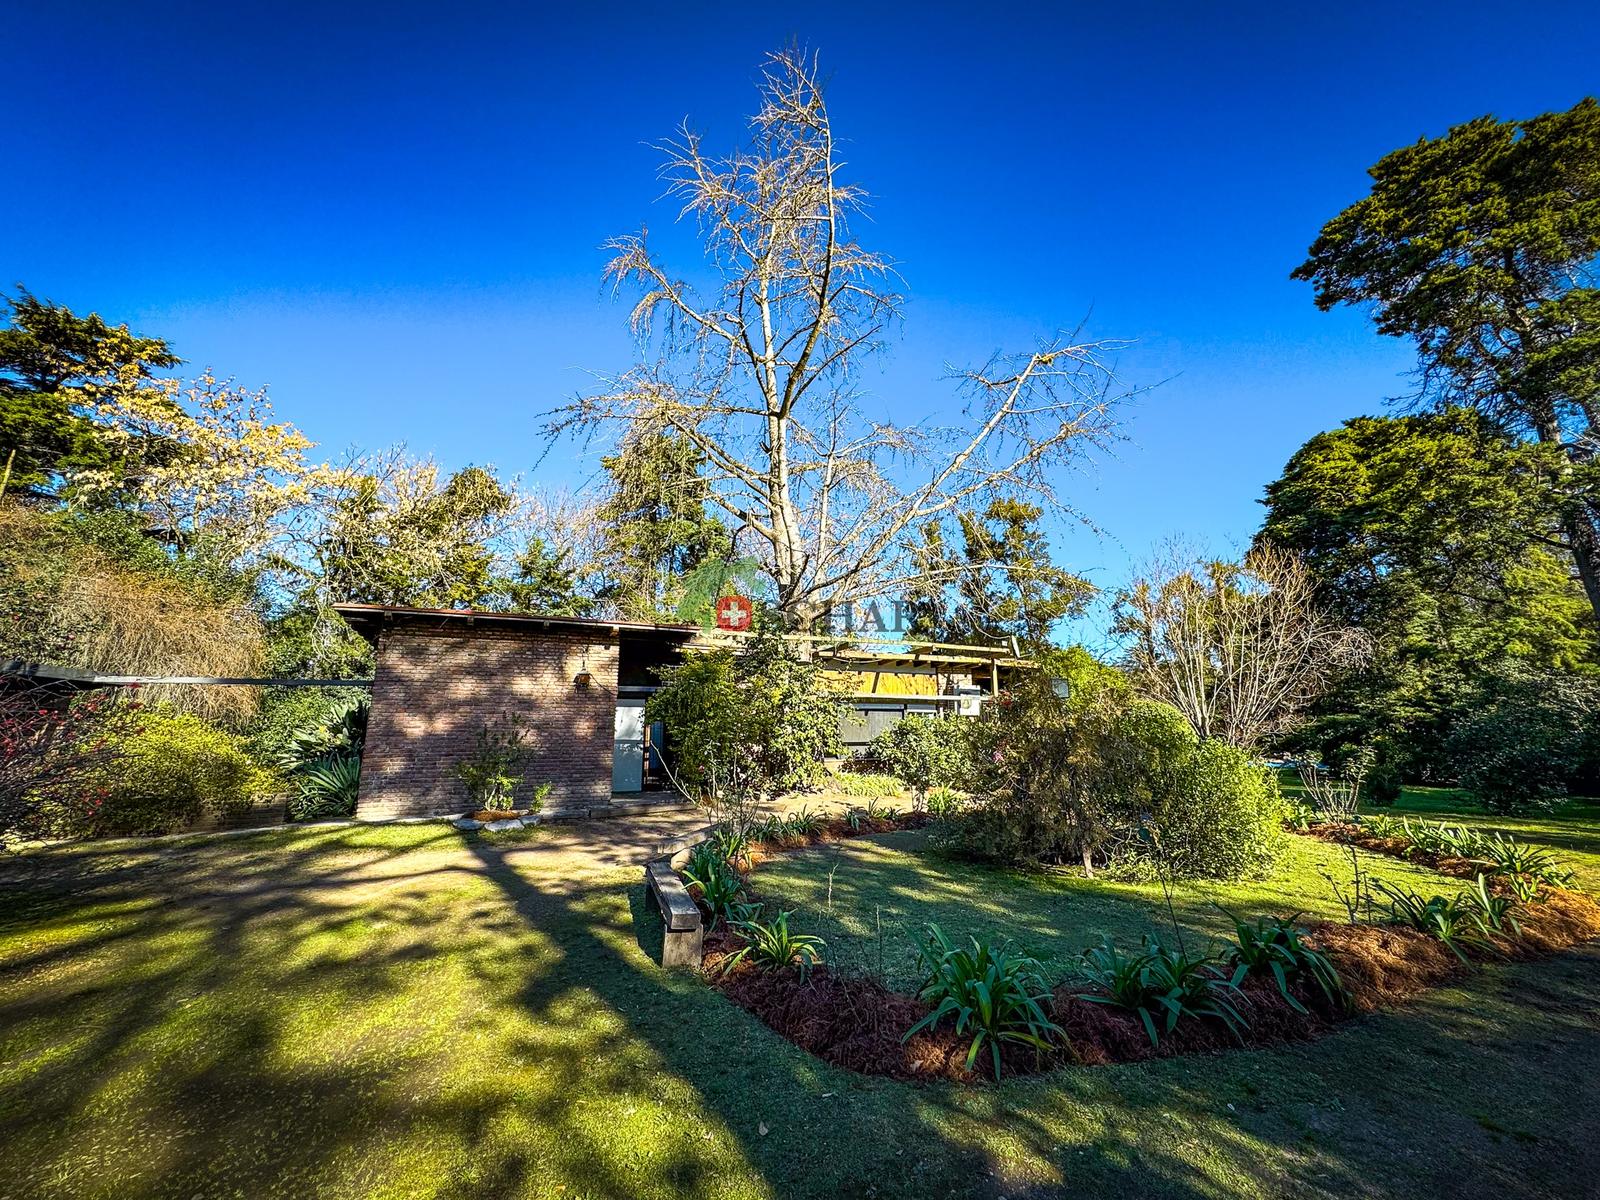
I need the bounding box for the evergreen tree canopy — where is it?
[0,289,181,498]
[1292,97,1600,621]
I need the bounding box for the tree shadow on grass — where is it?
[1,825,1597,1199]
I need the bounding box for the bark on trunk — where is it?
[1561,504,1600,628]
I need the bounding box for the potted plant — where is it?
[452,715,550,821]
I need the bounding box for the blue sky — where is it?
[9,1,1599,640]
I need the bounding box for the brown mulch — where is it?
[738,810,934,869]
[688,816,1600,1083]
[702,927,978,1080]
[1301,822,1495,882]
[1304,923,1464,1011]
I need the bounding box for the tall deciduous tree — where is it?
[551,49,1132,628]
[1112,545,1369,750]
[1292,97,1600,622]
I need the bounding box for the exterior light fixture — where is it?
[574,645,593,687]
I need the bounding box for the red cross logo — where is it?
[715,595,753,631]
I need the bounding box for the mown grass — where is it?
[749,830,1449,989]
[1374,790,1600,893]
[1,817,1598,1199]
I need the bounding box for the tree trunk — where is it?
[1530,409,1600,628]
[1561,504,1600,627]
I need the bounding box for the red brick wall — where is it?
[355,624,619,820]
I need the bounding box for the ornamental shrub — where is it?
[1144,739,1285,880]
[94,708,282,835]
[647,623,846,798]
[865,714,969,801]
[936,648,1285,880]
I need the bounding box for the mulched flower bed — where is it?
[686,815,1600,1083]
[1300,821,1479,877]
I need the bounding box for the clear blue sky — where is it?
[9,1,1599,640]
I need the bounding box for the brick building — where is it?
[336,604,697,820]
[337,603,1023,821]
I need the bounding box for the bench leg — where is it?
[661,924,704,969]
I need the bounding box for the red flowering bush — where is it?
[0,685,138,847]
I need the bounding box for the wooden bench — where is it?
[644,858,704,968]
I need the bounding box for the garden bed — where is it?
[686,818,1600,1083]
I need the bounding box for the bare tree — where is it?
[1112,543,1369,750]
[550,48,1136,629]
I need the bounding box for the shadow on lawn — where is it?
[2,826,1599,1199]
[457,834,1237,1200]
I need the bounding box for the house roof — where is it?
[331,603,1032,671]
[332,603,702,645]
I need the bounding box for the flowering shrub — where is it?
[1,685,137,846]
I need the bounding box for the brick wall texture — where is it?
[356,624,619,820]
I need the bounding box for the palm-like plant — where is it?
[904,924,1062,1079]
[1220,909,1348,1014]
[722,908,825,980]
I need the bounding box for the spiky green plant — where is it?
[1475,833,1574,887]
[1360,812,1405,840]
[783,807,824,840]
[904,923,1062,1079]
[707,823,750,868]
[1463,873,1522,939]
[1373,881,1484,963]
[1219,908,1349,1014]
[722,908,825,980]
[1075,936,1251,1047]
[287,754,361,821]
[681,857,745,929]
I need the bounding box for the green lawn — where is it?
[749,829,1450,989]
[1,816,1598,1199]
[1375,790,1600,893]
